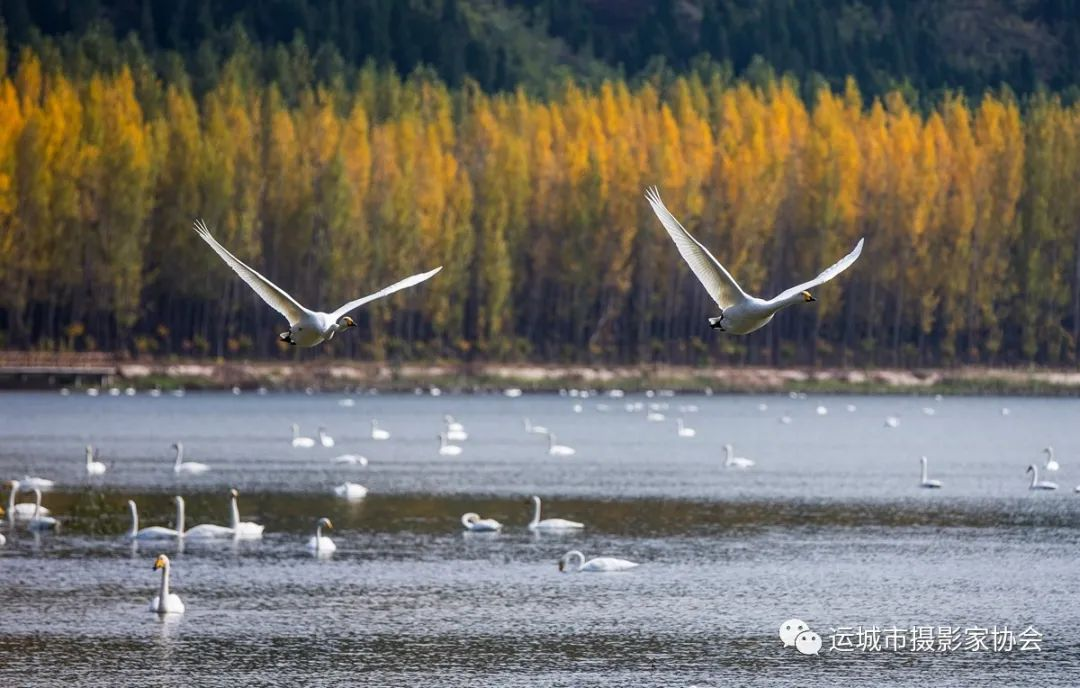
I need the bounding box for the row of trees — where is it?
[1,46,1079,366]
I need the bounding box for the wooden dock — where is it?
[0,352,119,388]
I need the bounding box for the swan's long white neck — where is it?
[128,501,139,537]
[439,434,448,449]
[175,498,186,536]
[775,291,811,311]
[32,489,42,518]
[1029,465,1039,487]
[230,494,240,529]
[548,433,556,448]
[565,550,584,571]
[920,457,929,482]
[173,443,184,467]
[6,483,16,526]
[723,445,733,462]
[86,446,94,466]
[158,561,171,606]
[1045,447,1055,464]
[530,498,542,527]
[292,425,300,440]
[315,523,325,550]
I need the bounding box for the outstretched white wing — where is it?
[193,219,308,324]
[329,267,443,321]
[644,187,748,309]
[766,238,865,306]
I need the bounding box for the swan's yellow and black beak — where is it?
[341,316,357,328]
[0,505,4,517]
[802,291,816,302]
[153,555,166,571]
[324,520,334,530]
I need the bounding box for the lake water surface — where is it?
[1,390,1078,686]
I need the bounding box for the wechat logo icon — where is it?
[779,618,822,656]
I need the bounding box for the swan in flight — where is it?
[558,550,638,573]
[676,418,696,437]
[85,445,107,476]
[1026,464,1058,491]
[172,442,209,475]
[919,456,942,489]
[333,482,369,500]
[1043,447,1059,472]
[6,480,51,523]
[127,498,182,540]
[523,418,548,435]
[723,444,755,469]
[318,427,335,448]
[291,424,315,448]
[332,454,368,466]
[546,432,576,457]
[27,489,58,531]
[644,187,863,334]
[229,489,265,539]
[184,493,234,540]
[149,554,186,614]
[371,420,390,441]
[461,512,502,532]
[528,496,584,531]
[438,433,463,456]
[307,517,335,554]
[193,219,441,347]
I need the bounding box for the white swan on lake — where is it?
[333,482,369,500]
[229,489,264,539]
[184,493,234,540]
[149,554,185,614]
[444,416,468,442]
[331,454,368,466]
[307,517,335,554]
[558,550,638,573]
[318,427,335,448]
[644,187,863,334]
[291,424,315,448]
[172,442,209,475]
[528,496,583,531]
[724,444,755,469]
[524,418,548,435]
[919,456,942,489]
[438,432,463,456]
[444,415,465,433]
[676,418,696,437]
[127,498,182,540]
[546,432,575,457]
[1026,464,1058,491]
[27,489,58,531]
[6,480,51,523]
[884,416,901,428]
[1043,447,1059,472]
[371,420,390,441]
[194,219,441,347]
[461,512,502,532]
[85,445,107,476]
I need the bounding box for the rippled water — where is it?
[1,391,1078,686]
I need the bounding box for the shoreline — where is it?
[3,354,1080,395]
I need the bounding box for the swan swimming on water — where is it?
[149,554,185,614]
[193,219,441,347]
[331,454,368,466]
[307,517,335,554]
[546,432,576,457]
[318,427,335,448]
[1043,447,1059,472]
[291,424,315,448]
[461,512,502,532]
[371,420,390,441]
[444,415,465,433]
[229,489,265,539]
[438,433,463,456]
[84,445,107,476]
[723,444,755,469]
[523,418,548,435]
[528,496,584,531]
[919,456,942,489]
[558,550,638,573]
[676,418,696,437]
[6,480,51,523]
[184,493,234,540]
[127,498,182,540]
[1026,464,1058,491]
[172,442,209,475]
[644,187,864,334]
[333,482,369,500]
[27,489,58,531]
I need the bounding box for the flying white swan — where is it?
[127,498,182,540]
[1043,447,1059,472]
[523,418,548,435]
[644,187,864,334]
[307,517,335,554]
[291,424,315,448]
[546,432,576,457]
[438,432,463,456]
[919,456,942,489]
[229,489,264,539]
[333,482,369,500]
[331,454,368,466]
[723,444,755,469]
[371,420,390,441]
[676,418,696,437]
[184,493,234,540]
[149,554,185,614]
[318,427,335,448]
[528,496,584,531]
[27,489,58,531]
[1026,464,1058,491]
[193,219,441,347]
[558,550,638,573]
[172,442,209,475]
[6,480,51,523]
[85,445,107,476]
[461,512,502,532]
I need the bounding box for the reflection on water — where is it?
[1,392,1079,685]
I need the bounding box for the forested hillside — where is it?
[1,2,1080,367]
